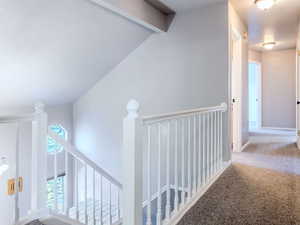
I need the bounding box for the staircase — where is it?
[1,100,230,225]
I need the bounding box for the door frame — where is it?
[248,60,262,130]
[296,50,300,148]
[230,27,243,152]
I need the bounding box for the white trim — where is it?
[241,141,250,152]
[230,26,243,153]
[261,126,297,131]
[166,161,231,225]
[249,135,297,143]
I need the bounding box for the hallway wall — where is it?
[262,49,296,129]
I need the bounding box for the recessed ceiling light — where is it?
[262,42,276,50]
[255,0,276,10]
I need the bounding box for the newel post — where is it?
[122,99,143,225]
[31,102,48,216]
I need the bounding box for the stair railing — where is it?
[48,127,122,225]
[123,100,228,225]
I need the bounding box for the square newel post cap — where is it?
[34,102,45,113]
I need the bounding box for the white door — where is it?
[231,30,242,152]
[297,51,300,147]
[248,62,262,130]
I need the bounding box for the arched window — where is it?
[47,125,67,154]
[47,124,68,211]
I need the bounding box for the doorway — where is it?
[231,28,242,152]
[248,61,262,130]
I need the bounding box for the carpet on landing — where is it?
[177,142,300,225]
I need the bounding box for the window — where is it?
[47,175,65,211]
[47,125,68,210]
[47,125,67,154]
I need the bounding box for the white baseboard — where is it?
[249,135,297,143]
[261,126,296,131]
[167,161,231,225]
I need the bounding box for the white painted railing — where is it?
[123,100,228,225]
[48,130,122,225]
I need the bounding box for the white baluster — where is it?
[214,111,217,174]
[100,175,103,225]
[187,118,191,199]
[93,169,96,225]
[118,189,121,221]
[75,159,79,220]
[156,123,162,225]
[221,110,223,166]
[193,116,196,194]
[166,122,171,219]
[217,111,221,170]
[109,183,112,225]
[206,113,209,181]
[64,151,69,215]
[146,126,152,225]
[123,99,143,225]
[210,112,213,178]
[198,114,201,191]
[181,119,185,207]
[84,164,88,224]
[54,147,58,211]
[202,114,205,185]
[174,120,179,212]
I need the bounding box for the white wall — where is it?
[262,49,296,129]
[74,2,229,182]
[0,104,73,225]
[229,4,249,146]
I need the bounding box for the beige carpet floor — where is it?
[177,142,300,225]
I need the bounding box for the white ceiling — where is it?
[0,0,151,108]
[160,0,225,12]
[231,0,300,51]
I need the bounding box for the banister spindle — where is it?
[54,147,58,211]
[64,151,69,215]
[181,119,185,207]
[166,122,171,220]
[213,112,217,173]
[174,120,179,212]
[188,118,191,199]
[84,164,88,224]
[93,169,96,225]
[75,159,79,220]
[157,123,162,225]
[146,125,152,225]
[198,114,202,191]
[193,116,196,194]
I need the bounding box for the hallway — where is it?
[177,141,300,225]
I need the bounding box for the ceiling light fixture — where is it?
[262,42,276,50]
[255,0,276,10]
[0,157,9,176]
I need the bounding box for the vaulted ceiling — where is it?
[0,0,151,108]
